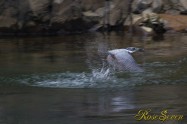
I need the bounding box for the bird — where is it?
[107,47,144,72]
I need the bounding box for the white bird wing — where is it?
[108,49,136,63]
[108,49,142,72]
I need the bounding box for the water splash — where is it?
[1,60,185,88]
[91,68,111,80]
[19,66,116,88]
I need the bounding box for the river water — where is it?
[0,33,186,124]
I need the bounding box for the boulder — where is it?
[1,0,187,34]
[51,0,82,24]
[159,14,187,31]
[124,14,143,26]
[180,10,187,15]
[0,0,4,6]
[165,9,180,15]
[98,0,130,26]
[1,7,18,17]
[83,11,100,17]
[28,0,50,16]
[142,8,153,18]
[152,0,163,13]
[109,9,121,26]
[95,7,105,17]
[0,16,18,34]
[140,26,153,34]
[81,0,105,11]
[0,0,18,14]
[25,21,36,27]
[82,10,101,24]
[132,0,153,13]
[179,0,187,10]
[0,16,17,28]
[163,0,185,12]
[109,0,129,25]
[54,0,64,4]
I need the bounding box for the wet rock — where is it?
[0,16,17,28]
[180,10,187,15]
[56,18,96,33]
[0,16,17,34]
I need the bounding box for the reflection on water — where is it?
[0,33,187,124]
[0,86,186,124]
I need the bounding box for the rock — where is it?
[51,0,82,24]
[152,0,163,12]
[131,12,166,34]
[83,11,100,17]
[132,0,153,13]
[179,0,187,10]
[1,0,187,35]
[25,21,36,27]
[109,9,121,26]
[124,14,143,26]
[89,24,102,31]
[81,0,105,11]
[165,9,180,15]
[100,0,130,26]
[0,0,4,6]
[95,7,105,17]
[0,16,17,28]
[142,8,153,18]
[2,7,18,17]
[54,0,64,4]
[163,0,185,12]
[180,10,187,15]
[109,0,129,26]
[159,14,187,31]
[140,26,153,34]
[133,0,163,13]
[0,16,17,34]
[82,11,101,25]
[28,0,50,16]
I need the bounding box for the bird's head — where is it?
[125,47,144,53]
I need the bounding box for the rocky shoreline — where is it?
[0,0,187,35]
